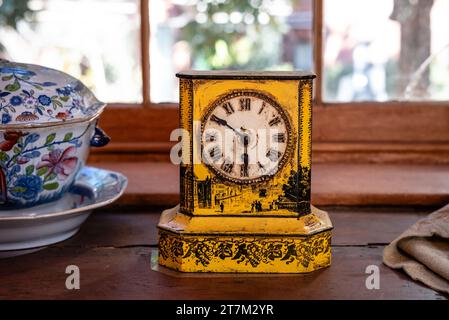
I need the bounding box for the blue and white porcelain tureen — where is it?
[0,59,110,209]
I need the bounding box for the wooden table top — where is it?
[0,206,447,300]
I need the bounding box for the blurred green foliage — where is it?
[181,0,292,70]
[0,0,34,29]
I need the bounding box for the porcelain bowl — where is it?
[0,116,109,208]
[0,60,109,209]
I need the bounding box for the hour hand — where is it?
[211,115,241,135]
[211,115,229,127]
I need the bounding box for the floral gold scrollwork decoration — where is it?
[159,231,331,269]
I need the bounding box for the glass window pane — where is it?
[0,0,142,103]
[150,0,313,103]
[324,0,449,102]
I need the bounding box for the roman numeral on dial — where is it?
[221,102,234,115]
[269,116,282,127]
[205,132,216,142]
[239,98,251,111]
[273,133,285,143]
[240,165,249,177]
[258,102,266,114]
[257,161,266,173]
[266,149,282,162]
[209,146,222,162]
[221,160,234,174]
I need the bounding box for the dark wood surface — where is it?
[0,206,447,300]
[93,162,449,207]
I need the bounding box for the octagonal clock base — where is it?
[157,205,332,273]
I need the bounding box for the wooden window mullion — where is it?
[140,0,151,105]
[313,0,324,106]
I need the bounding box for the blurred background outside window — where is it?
[1,0,449,104]
[150,0,313,102]
[0,0,142,103]
[324,0,449,102]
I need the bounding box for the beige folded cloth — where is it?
[383,204,449,294]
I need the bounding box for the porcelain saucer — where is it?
[0,166,128,257]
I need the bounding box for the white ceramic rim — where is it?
[0,104,106,130]
[0,168,128,221]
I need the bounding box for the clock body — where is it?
[158,71,332,273]
[179,72,313,216]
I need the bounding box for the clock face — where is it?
[202,91,293,184]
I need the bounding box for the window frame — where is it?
[94,0,449,163]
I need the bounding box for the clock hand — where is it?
[210,115,244,137]
[243,134,249,149]
[243,134,249,176]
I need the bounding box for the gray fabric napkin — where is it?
[383,204,449,294]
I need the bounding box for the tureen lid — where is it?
[0,59,105,127]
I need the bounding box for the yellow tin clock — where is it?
[158,71,333,273]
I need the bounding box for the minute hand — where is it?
[243,135,249,176]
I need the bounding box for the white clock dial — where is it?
[202,91,292,184]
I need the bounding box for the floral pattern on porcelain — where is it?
[0,60,104,125]
[0,121,94,208]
